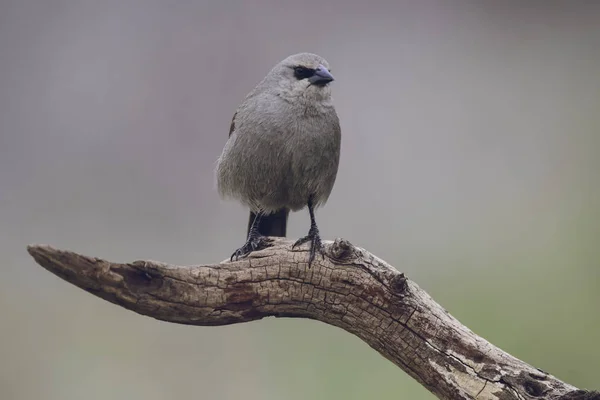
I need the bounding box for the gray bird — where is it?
[216,52,341,266]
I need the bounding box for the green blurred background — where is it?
[1,1,599,399]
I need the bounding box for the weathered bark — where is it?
[27,239,598,400]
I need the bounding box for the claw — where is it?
[230,234,272,261]
[293,228,324,267]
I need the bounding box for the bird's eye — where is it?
[294,66,315,80]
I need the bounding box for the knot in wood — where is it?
[390,273,408,294]
[118,262,164,292]
[330,238,354,261]
[523,379,546,397]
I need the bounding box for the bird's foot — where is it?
[292,227,325,267]
[230,233,272,261]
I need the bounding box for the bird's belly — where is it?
[218,121,339,212]
[286,135,338,209]
[241,150,334,212]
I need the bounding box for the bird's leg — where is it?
[230,211,272,261]
[292,197,324,267]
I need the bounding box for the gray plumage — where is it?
[216,53,341,218]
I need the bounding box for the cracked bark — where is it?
[26,239,598,400]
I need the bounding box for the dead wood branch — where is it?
[26,239,598,400]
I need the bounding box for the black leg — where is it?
[292,197,325,267]
[230,211,272,261]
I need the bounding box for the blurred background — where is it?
[1,1,599,399]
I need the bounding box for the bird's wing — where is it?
[228,111,237,137]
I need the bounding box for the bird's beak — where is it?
[309,64,334,86]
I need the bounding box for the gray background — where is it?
[1,1,599,399]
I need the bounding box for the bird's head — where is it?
[263,53,335,104]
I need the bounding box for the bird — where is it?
[216,52,341,266]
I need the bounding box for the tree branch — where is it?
[27,238,598,400]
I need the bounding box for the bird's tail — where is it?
[247,209,289,237]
